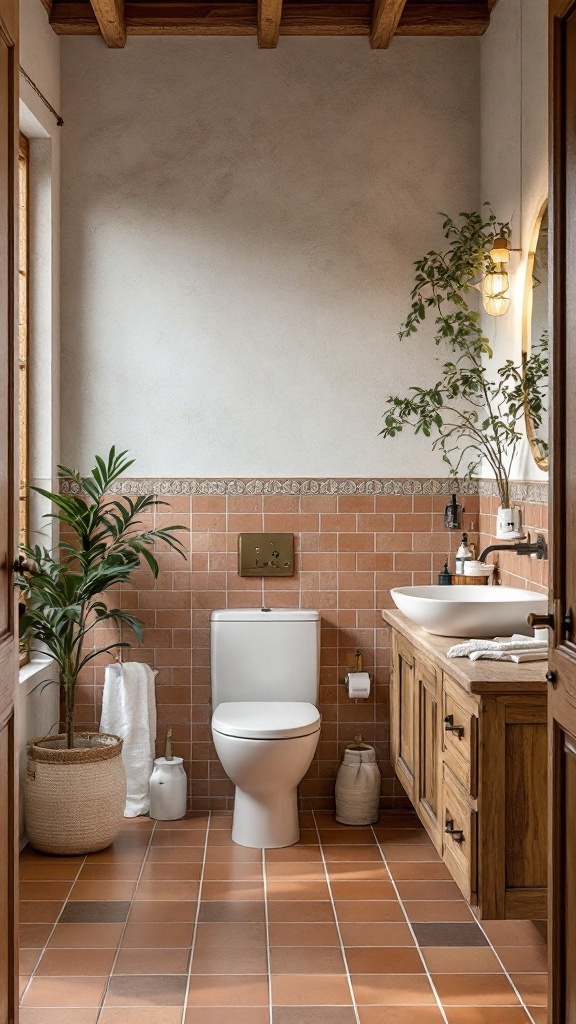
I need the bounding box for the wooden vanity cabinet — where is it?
[387,610,547,921]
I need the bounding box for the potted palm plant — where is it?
[15,447,187,855]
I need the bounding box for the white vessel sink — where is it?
[390,585,548,638]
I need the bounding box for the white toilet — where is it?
[210,607,321,849]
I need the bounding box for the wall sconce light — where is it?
[482,236,511,317]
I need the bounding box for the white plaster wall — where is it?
[60,37,480,478]
[480,0,548,482]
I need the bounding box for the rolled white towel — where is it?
[100,662,158,817]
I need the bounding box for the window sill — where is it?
[19,656,55,696]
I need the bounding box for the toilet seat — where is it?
[212,701,320,740]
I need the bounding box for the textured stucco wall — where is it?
[60,37,480,477]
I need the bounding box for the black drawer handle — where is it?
[444,714,465,738]
[445,818,465,843]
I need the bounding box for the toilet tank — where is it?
[211,608,321,709]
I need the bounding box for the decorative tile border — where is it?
[61,476,480,497]
[477,479,549,505]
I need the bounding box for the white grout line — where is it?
[94,821,158,1023]
[262,849,274,1024]
[20,851,88,1003]
[180,811,211,1024]
[311,810,361,1024]
[370,826,450,1024]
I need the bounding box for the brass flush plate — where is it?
[238,533,294,577]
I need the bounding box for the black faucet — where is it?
[477,532,548,563]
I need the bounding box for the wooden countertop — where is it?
[382,608,548,695]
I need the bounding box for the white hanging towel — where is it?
[100,662,158,817]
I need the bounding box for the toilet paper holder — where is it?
[340,650,371,699]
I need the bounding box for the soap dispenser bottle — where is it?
[455,532,472,575]
[444,493,463,530]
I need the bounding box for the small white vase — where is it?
[149,756,187,820]
[496,506,523,539]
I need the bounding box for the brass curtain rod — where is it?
[19,65,64,127]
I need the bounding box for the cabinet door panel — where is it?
[416,655,441,847]
[391,635,416,800]
[442,764,477,904]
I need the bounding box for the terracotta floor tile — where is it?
[432,973,520,1006]
[59,900,130,923]
[322,846,382,863]
[266,901,335,923]
[318,830,376,846]
[422,947,502,973]
[404,901,475,923]
[272,1009,357,1024]
[100,1009,183,1024]
[20,976,31,999]
[121,922,194,947]
[201,880,264,901]
[265,881,330,901]
[198,901,265,923]
[345,947,424,974]
[194,922,267,947]
[104,974,188,1006]
[147,847,204,863]
[374,829,434,845]
[265,863,325,882]
[19,1010,98,1024]
[381,844,442,863]
[203,846,262,863]
[358,1008,445,1024]
[152,831,206,847]
[128,900,198,922]
[20,861,80,881]
[78,863,141,881]
[135,880,199,901]
[351,973,436,1005]
[114,947,190,974]
[192,945,268,974]
[525,1007,547,1024]
[268,922,340,946]
[510,972,548,1005]
[497,946,548,973]
[140,862,202,881]
[325,862,390,883]
[265,847,323,863]
[19,902,62,923]
[48,922,124,948]
[203,862,264,881]
[35,948,116,976]
[186,974,270,1006]
[21,976,108,1008]
[334,901,404,923]
[270,946,346,974]
[388,862,453,880]
[19,949,41,975]
[184,1009,270,1024]
[481,920,546,946]
[330,881,395,901]
[20,876,71,899]
[340,922,415,947]
[156,815,210,830]
[271,974,353,1005]
[443,1010,531,1024]
[207,812,233,829]
[69,880,135,901]
[19,923,53,948]
[395,880,463,901]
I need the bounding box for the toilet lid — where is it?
[212,701,321,740]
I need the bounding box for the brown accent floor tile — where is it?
[265,847,323,863]
[482,920,546,946]
[114,947,190,974]
[19,876,72,901]
[19,923,53,948]
[412,923,488,947]
[432,973,520,1006]
[351,973,435,1005]
[268,922,340,946]
[201,880,264,901]
[443,1010,531,1024]
[19,1010,98,1023]
[192,945,268,974]
[20,861,80,880]
[128,900,198,922]
[395,880,463,901]
[345,946,424,974]
[404,901,475,923]
[59,900,130,923]
[330,881,395,901]
[198,901,265,923]
[388,861,453,880]
[340,922,415,947]
[510,972,548,1005]
[19,902,62,924]
[273,1009,357,1024]
[272,974,353,1006]
[358,1008,445,1024]
[186,974,270,1006]
[78,863,141,881]
[100,1010,183,1024]
[140,862,202,881]
[267,901,334,923]
[35,948,116,976]
[497,946,548,972]
[48,922,124,948]
[270,946,346,974]
[121,922,194,947]
[381,844,442,863]
[265,863,326,882]
[422,947,502,973]
[335,901,404,923]
[322,846,382,863]
[203,862,264,881]
[265,881,330,901]
[326,863,390,881]
[135,879,200,901]
[68,881,135,902]
[184,1009,270,1024]
[194,922,267,947]
[104,974,188,1006]
[147,847,204,863]
[21,976,108,1007]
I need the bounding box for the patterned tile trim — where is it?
[60,476,480,497]
[477,479,549,505]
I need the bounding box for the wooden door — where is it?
[549,2,576,1019]
[0,0,19,1018]
[416,654,441,846]
[391,634,416,801]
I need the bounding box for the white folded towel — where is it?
[447,635,548,659]
[100,662,158,817]
[468,650,548,663]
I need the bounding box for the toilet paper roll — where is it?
[347,671,371,699]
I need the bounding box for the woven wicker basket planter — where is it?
[335,740,381,826]
[25,732,126,856]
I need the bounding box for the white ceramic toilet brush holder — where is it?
[149,756,187,820]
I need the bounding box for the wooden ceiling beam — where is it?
[90,0,126,45]
[50,1,491,38]
[370,0,407,48]
[258,0,283,47]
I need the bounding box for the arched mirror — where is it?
[522,201,549,471]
